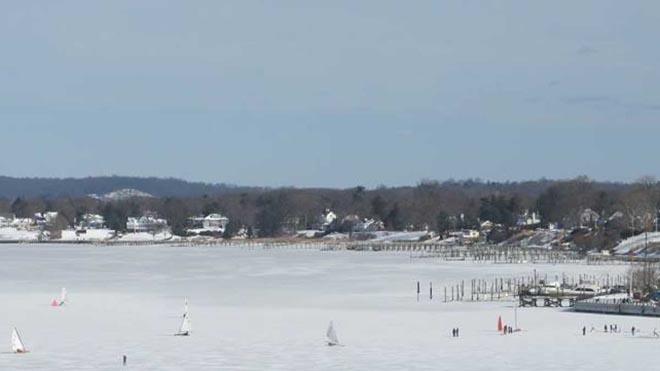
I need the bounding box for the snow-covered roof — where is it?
[205,213,228,221]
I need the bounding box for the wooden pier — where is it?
[349,242,581,264]
[418,270,631,307]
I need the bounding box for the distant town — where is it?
[1,176,659,261]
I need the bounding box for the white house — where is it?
[449,229,480,242]
[77,214,106,229]
[202,213,229,230]
[187,213,230,235]
[34,212,59,227]
[517,210,541,227]
[480,220,495,231]
[126,215,168,233]
[0,214,13,228]
[10,218,34,230]
[461,229,480,240]
[319,209,337,230]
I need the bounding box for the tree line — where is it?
[0,175,249,199]
[1,176,658,250]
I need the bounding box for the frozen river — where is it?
[0,244,656,370]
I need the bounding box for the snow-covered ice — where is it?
[115,231,179,242]
[0,227,40,241]
[60,229,115,242]
[0,245,657,370]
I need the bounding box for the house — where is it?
[353,218,384,232]
[0,214,13,228]
[517,210,541,227]
[449,229,480,243]
[233,226,249,239]
[318,209,337,230]
[10,218,35,230]
[579,208,600,227]
[187,213,229,235]
[340,214,360,230]
[203,213,229,230]
[126,215,168,233]
[480,220,495,232]
[461,229,480,240]
[77,214,106,229]
[34,212,59,228]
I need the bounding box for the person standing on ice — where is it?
[582,326,586,336]
[604,325,607,333]
[123,355,127,366]
[631,326,636,336]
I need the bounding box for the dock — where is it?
[574,299,660,317]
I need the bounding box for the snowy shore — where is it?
[0,245,655,370]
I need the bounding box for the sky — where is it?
[0,1,658,188]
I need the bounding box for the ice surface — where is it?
[0,227,40,241]
[115,232,179,242]
[60,229,115,242]
[0,245,655,370]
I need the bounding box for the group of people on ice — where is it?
[497,315,518,335]
[501,325,515,334]
[581,324,657,337]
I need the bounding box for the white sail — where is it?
[177,313,191,335]
[176,298,191,336]
[326,321,339,346]
[60,288,68,304]
[11,328,26,353]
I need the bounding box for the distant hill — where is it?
[0,176,251,199]
[89,188,155,200]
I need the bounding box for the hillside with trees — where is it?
[1,176,657,251]
[0,176,252,198]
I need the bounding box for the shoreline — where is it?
[0,239,652,265]
[0,239,641,265]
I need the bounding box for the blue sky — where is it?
[0,1,658,187]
